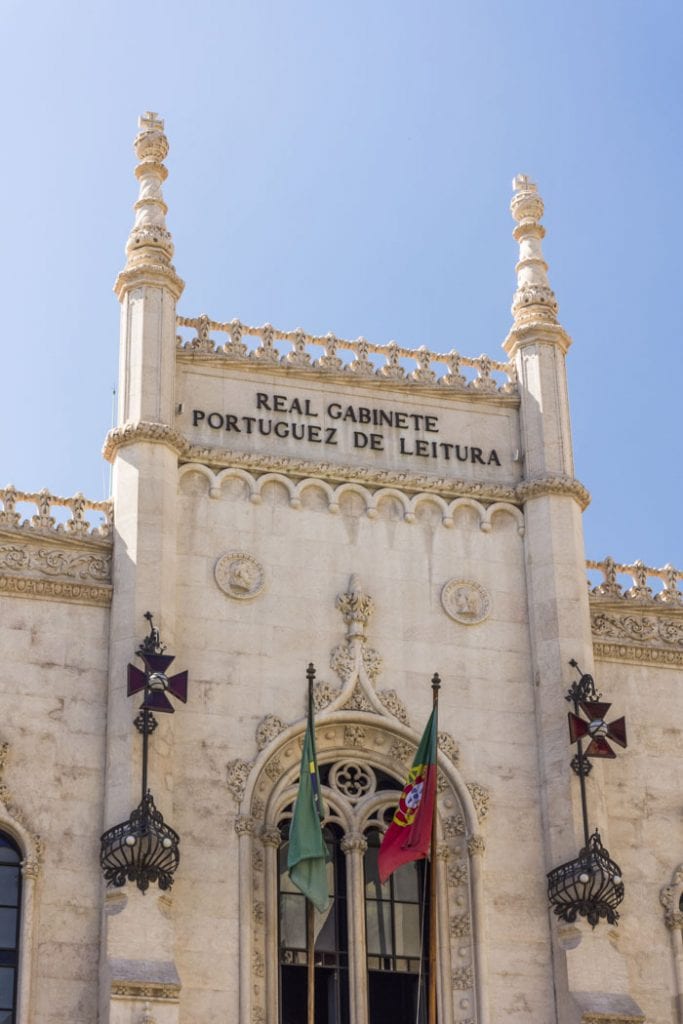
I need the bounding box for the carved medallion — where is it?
[215,552,265,600]
[441,579,490,625]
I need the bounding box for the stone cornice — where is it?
[0,574,112,607]
[103,421,187,462]
[591,599,683,668]
[502,319,573,358]
[104,422,593,512]
[0,525,112,554]
[516,474,591,510]
[114,263,184,301]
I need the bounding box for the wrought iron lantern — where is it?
[547,829,624,927]
[546,661,627,927]
[100,613,188,893]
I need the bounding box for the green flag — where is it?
[287,678,329,913]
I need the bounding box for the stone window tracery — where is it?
[235,720,486,1024]
[276,763,432,1024]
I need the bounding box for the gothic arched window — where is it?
[0,831,22,1023]
[276,764,431,1024]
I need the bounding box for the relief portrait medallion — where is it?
[441,579,490,625]
[215,551,265,600]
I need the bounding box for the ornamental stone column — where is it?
[503,177,642,1024]
[341,831,369,1024]
[100,113,184,1024]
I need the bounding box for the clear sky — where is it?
[1,0,681,571]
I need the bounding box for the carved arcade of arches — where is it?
[227,578,490,1024]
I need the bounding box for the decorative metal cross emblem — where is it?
[568,700,627,760]
[127,612,188,719]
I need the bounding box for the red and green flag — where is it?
[378,707,438,884]
[287,680,330,913]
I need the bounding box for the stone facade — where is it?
[0,113,681,1024]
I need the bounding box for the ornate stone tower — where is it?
[504,176,642,1024]
[101,113,185,1020]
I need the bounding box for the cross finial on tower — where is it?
[512,174,537,194]
[139,111,164,132]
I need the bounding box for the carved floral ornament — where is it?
[0,741,43,879]
[660,864,683,929]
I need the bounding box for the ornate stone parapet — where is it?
[0,487,113,605]
[0,486,113,538]
[176,314,518,395]
[588,557,683,605]
[588,557,683,666]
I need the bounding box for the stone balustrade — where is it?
[587,557,683,605]
[176,314,517,394]
[0,486,113,540]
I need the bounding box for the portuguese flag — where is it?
[378,707,438,884]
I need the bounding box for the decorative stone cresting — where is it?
[589,557,683,666]
[0,488,113,605]
[588,557,683,604]
[0,486,113,538]
[176,314,517,394]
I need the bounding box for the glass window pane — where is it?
[0,1010,12,1024]
[366,899,393,956]
[0,869,19,908]
[394,903,421,958]
[278,842,299,894]
[0,911,17,950]
[280,894,306,952]
[314,904,336,953]
[393,861,420,903]
[364,842,390,899]
[0,966,13,1006]
[0,847,18,865]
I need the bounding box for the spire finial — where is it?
[114,112,184,300]
[509,174,559,326]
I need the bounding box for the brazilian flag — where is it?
[287,684,330,913]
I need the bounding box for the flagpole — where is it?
[429,673,441,1024]
[306,662,316,1024]
[307,897,315,1024]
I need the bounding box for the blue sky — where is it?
[1,0,681,570]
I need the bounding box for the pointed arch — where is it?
[236,710,488,1024]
